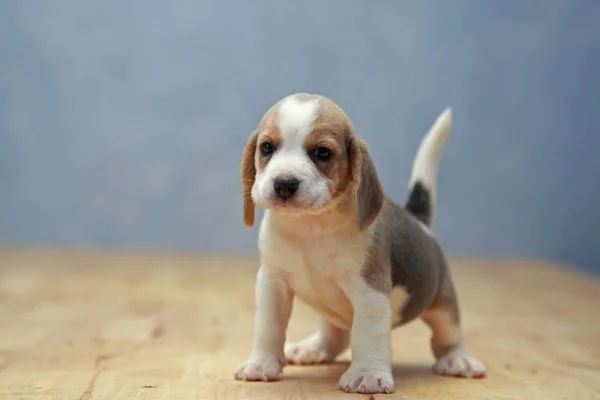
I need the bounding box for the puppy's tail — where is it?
[405,107,452,228]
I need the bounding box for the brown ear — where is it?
[349,137,384,233]
[241,131,258,227]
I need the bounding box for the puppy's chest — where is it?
[262,231,367,328]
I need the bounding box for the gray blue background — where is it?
[1,1,599,273]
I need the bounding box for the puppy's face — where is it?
[251,94,351,213]
[241,93,384,232]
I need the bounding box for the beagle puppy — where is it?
[234,93,486,394]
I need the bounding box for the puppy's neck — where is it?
[267,190,356,238]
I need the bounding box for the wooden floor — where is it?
[0,250,598,400]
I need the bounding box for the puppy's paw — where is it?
[285,335,340,365]
[433,348,486,379]
[285,342,332,365]
[338,364,394,394]
[234,354,283,382]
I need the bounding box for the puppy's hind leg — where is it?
[420,281,486,379]
[285,320,349,365]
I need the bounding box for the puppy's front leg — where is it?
[235,266,293,382]
[338,279,395,394]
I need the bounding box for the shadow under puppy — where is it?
[235,93,486,394]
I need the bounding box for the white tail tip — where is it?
[409,107,453,189]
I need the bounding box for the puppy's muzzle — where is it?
[273,177,300,200]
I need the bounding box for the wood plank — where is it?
[0,250,598,399]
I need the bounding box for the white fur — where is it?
[409,107,452,227]
[277,96,318,141]
[234,266,293,381]
[259,209,368,331]
[337,278,394,394]
[432,346,486,378]
[252,96,331,212]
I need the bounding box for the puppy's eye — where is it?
[260,142,275,156]
[313,146,331,161]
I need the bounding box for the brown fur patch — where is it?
[252,99,287,172]
[306,96,356,199]
[293,92,321,103]
[421,303,463,359]
[256,130,282,171]
[419,257,462,360]
[241,130,258,227]
[240,101,282,227]
[427,275,461,325]
[361,235,392,294]
[304,128,351,199]
[349,137,384,233]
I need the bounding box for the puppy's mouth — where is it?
[258,194,328,213]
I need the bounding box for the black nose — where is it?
[273,177,300,200]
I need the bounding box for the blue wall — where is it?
[1,1,599,273]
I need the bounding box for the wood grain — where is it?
[0,249,598,399]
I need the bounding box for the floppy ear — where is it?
[349,137,384,233]
[241,130,258,227]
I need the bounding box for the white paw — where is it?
[337,365,394,394]
[433,349,486,379]
[285,342,332,365]
[285,334,339,365]
[234,354,283,382]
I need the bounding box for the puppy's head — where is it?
[241,93,384,233]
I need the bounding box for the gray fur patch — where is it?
[362,196,460,327]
